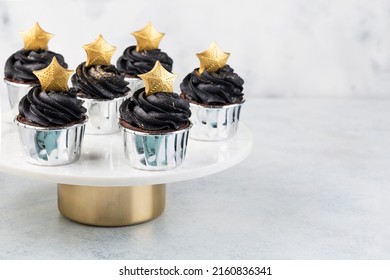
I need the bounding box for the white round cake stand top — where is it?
[0,112,253,187]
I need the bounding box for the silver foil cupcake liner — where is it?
[124,77,144,94]
[120,124,192,171]
[14,117,87,166]
[78,94,129,135]
[4,79,38,111]
[189,101,244,141]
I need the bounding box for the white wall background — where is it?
[1,0,390,98]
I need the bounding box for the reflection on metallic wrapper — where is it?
[14,117,87,166]
[189,101,244,141]
[120,124,191,170]
[124,77,144,94]
[78,94,129,135]
[4,79,38,110]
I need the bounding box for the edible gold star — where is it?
[83,34,116,67]
[138,61,177,96]
[132,22,165,52]
[33,57,73,92]
[20,22,53,51]
[196,42,230,74]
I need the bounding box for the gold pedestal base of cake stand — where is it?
[57,183,166,227]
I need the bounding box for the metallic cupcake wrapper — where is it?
[189,101,244,141]
[78,94,129,135]
[124,77,144,94]
[4,79,38,111]
[14,117,88,166]
[120,124,192,171]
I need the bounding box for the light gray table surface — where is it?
[0,98,389,259]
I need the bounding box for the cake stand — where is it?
[0,111,253,226]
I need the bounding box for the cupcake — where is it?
[116,22,173,93]
[71,34,129,134]
[180,42,244,141]
[119,61,191,170]
[15,57,87,166]
[4,22,68,109]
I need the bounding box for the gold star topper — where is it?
[83,34,116,67]
[132,22,165,52]
[20,22,53,51]
[33,57,73,92]
[196,42,230,74]
[138,61,178,96]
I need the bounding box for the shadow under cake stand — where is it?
[0,112,252,226]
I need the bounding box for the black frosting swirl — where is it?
[4,49,68,83]
[71,62,129,100]
[18,86,87,127]
[180,65,244,105]
[116,45,173,76]
[120,88,191,131]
